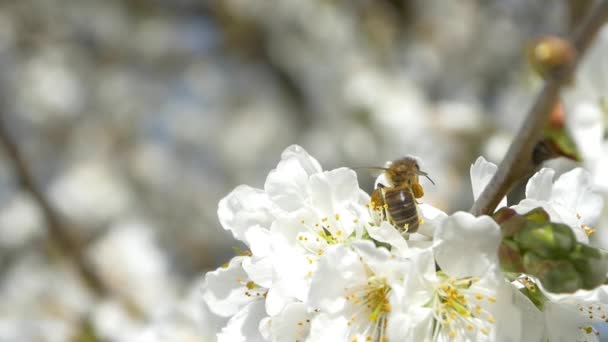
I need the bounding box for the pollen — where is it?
[343,276,392,340]
[582,224,596,236]
[431,274,496,340]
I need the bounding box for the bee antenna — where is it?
[417,171,435,185]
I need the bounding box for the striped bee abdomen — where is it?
[383,187,419,233]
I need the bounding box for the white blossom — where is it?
[307,241,409,342]
[563,25,608,192]
[470,157,604,245]
[470,156,507,211]
[511,168,603,244]
[388,213,522,342]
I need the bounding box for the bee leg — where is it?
[412,183,424,198]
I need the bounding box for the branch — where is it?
[470,1,608,216]
[0,116,108,296]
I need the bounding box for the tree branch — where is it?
[0,116,108,296]
[470,1,608,216]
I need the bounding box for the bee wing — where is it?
[352,167,388,188]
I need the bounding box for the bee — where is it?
[369,157,434,234]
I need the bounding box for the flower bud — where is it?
[514,223,576,258]
[499,239,524,273]
[570,244,608,290]
[528,35,576,79]
[523,252,582,293]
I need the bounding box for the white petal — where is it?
[433,212,501,278]
[564,102,604,164]
[416,203,447,238]
[366,221,409,257]
[470,156,507,209]
[202,257,256,317]
[307,245,367,314]
[525,168,555,201]
[217,300,267,342]
[265,287,292,317]
[387,307,433,342]
[307,168,362,216]
[512,290,545,342]
[264,145,322,211]
[266,302,312,342]
[242,256,273,289]
[267,230,312,303]
[218,185,275,242]
[552,168,603,226]
[350,240,405,280]
[590,144,608,191]
[245,226,273,258]
[307,313,349,342]
[405,250,437,307]
[280,145,323,176]
[491,281,523,342]
[543,300,597,342]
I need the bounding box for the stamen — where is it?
[431,274,496,340]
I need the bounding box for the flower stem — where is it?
[470,1,608,216]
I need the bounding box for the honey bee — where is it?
[369,157,434,234]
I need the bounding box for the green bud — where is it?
[521,207,551,224]
[570,244,608,290]
[522,252,582,293]
[493,207,551,238]
[515,223,576,258]
[493,207,518,225]
[499,239,524,273]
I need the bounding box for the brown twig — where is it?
[0,115,107,296]
[470,1,608,216]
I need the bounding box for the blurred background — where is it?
[0,0,593,341]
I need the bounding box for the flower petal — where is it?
[217,300,267,342]
[366,221,409,257]
[264,145,322,211]
[552,168,603,226]
[265,302,312,342]
[218,185,275,242]
[470,156,507,209]
[525,168,555,201]
[307,313,349,342]
[387,307,433,342]
[202,257,257,317]
[416,203,447,238]
[433,212,501,278]
[307,245,367,314]
[307,168,362,216]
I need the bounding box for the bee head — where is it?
[385,156,434,186]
